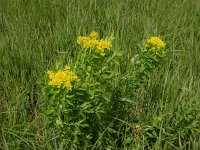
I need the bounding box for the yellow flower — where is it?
[63,81,73,90]
[89,31,98,39]
[82,41,91,49]
[99,40,112,49]
[90,39,99,46]
[96,46,105,56]
[47,71,55,79]
[146,37,165,50]
[94,40,112,56]
[77,36,90,45]
[47,66,79,90]
[77,32,112,56]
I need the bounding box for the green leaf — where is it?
[80,102,92,110]
[119,98,133,103]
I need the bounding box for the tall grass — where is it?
[0,0,199,149]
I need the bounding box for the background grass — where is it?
[0,0,200,149]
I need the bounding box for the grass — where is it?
[0,0,200,149]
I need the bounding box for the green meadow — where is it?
[0,0,200,149]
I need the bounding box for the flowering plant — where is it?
[41,32,166,149]
[130,36,166,89]
[42,31,120,149]
[77,31,112,56]
[47,65,79,90]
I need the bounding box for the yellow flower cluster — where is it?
[146,37,165,50]
[48,65,79,90]
[89,31,98,39]
[77,31,112,56]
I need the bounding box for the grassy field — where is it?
[0,0,200,149]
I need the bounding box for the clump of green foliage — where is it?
[42,31,122,149]
[42,32,169,149]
